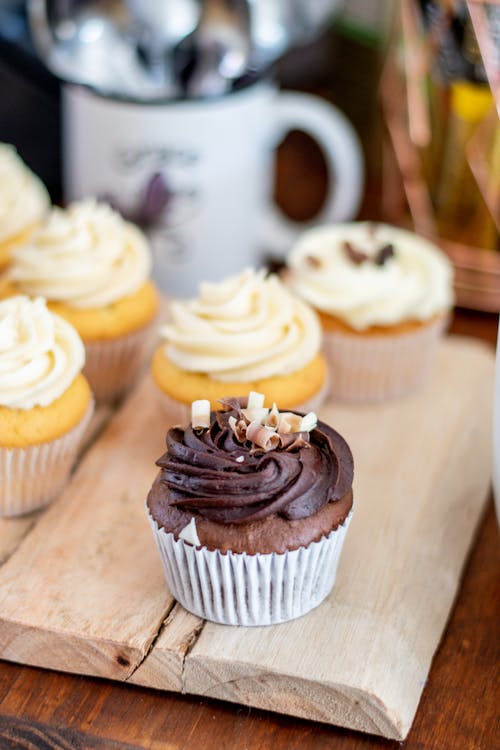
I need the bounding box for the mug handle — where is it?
[263,91,364,255]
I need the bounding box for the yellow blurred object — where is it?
[451,80,493,122]
[435,80,497,249]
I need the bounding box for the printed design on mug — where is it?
[101,144,202,266]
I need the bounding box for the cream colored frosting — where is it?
[9,200,151,308]
[0,143,49,243]
[161,268,321,381]
[287,222,454,331]
[0,296,85,409]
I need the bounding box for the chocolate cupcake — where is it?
[147,393,353,626]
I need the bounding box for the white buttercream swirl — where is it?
[9,200,151,308]
[0,296,85,409]
[161,268,321,381]
[0,143,49,243]
[287,223,454,331]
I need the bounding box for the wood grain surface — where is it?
[0,310,497,748]
[0,494,498,750]
[0,333,495,745]
[182,338,494,739]
[0,387,171,681]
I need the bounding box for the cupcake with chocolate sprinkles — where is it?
[286,222,453,402]
[147,391,353,626]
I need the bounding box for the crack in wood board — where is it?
[128,604,205,692]
[0,338,494,741]
[0,377,175,684]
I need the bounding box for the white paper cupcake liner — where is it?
[323,316,447,403]
[84,320,157,403]
[154,376,329,426]
[148,510,352,626]
[0,400,94,518]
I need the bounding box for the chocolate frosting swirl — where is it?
[155,405,353,524]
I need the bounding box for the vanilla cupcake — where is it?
[151,268,328,422]
[0,296,93,516]
[0,143,49,269]
[5,200,159,402]
[147,393,353,625]
[287,223,454,402]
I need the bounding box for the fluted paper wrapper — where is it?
[148,511,352,626]
[85,321,157,403]
[323,317,447,403]
[0,401,94,518]
[154,377,329,425]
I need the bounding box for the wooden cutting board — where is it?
[0,336,493,740]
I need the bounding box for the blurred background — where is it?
[0,1,498,307]
[0,0,390,209]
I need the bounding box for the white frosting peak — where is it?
[0,296,85,409]
[0,143,49,243]
[287,223,454,331]
[9,200,151,308]
[161,268,321,381]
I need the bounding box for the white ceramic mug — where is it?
[63,80,363,296]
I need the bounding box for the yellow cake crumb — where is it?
[2,280,159,341]
[151,348,327,410]
[317,309,445,336]
[0,374,92,448]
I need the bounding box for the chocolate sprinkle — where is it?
[342,241,368,265]
[343,239,395,267]
[375,243,395,266]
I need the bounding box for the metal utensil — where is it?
[124,0,200,94]
[248,0,343,69]
[174,0,251,97]
[28,0,161,98]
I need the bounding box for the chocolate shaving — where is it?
[223,397,317,455]
[343,241,368,265]
[279,432,310,451]
[218,396,245,412]
[228,416,247,443]
[343,237,395,268]
[375,243,394,266]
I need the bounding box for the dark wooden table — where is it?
[0,309,498,750]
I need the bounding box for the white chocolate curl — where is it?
[300,412,318,432]
[179,518,200,546]
[277,412,303,434]
[247,391,265,410]
[242,407,269,424]
[191,399,211,429]
[160,268,321,381]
